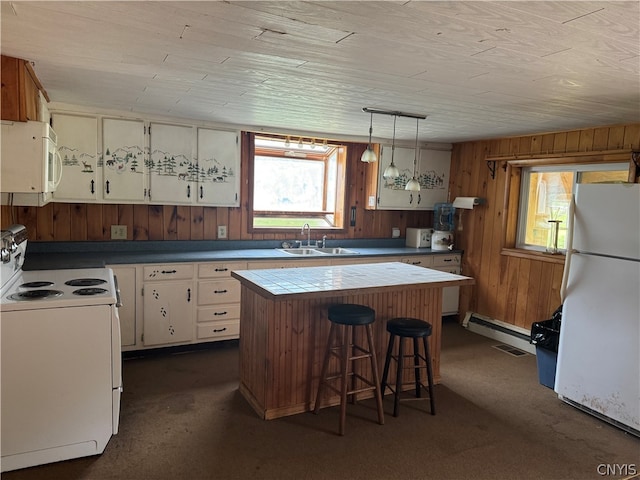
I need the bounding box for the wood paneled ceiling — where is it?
[1,1,638,143]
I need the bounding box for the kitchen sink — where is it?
[277,248,326,256]
[312,247,359,255]
[277,247,359,256]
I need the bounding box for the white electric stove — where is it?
[0,224,122,472]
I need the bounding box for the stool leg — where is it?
[423,336,436,415]
[413,337,422,398]
[393,336,404,417]
[338,324,351,435]
[314,322,337,415]
[380,333,395,397]
[365,323,385,426]
[349,325,357,405]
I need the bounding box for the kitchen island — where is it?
[231,262,474,420]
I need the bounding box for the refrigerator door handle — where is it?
[560,193,576,303]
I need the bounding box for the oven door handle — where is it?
[113,274,123,308]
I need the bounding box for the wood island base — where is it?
[237,285,446,420]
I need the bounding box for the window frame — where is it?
[497,149,636,263]
[247,133,349,234]
[516,162,630,253]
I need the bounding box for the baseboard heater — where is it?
[462,312,536,355]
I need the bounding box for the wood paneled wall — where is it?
[449,123,640,330]
[4,123,638,333]
[0,138,434,241]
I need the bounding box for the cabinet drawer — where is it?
[400,256,434,268]
[198,279,241,305]
[197,321,240,340]
[197,304,241,323]
[199,262,247,279]
[144,264,194,281]
[434,266,460,275]
[432,254,461,268]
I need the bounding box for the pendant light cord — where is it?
[413,117,419,175]
[391,115,397,165]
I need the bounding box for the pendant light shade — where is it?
[361,111,377,163]
[383,115,400,179]
[405,117,421,191]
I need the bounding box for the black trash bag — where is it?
[530,305,562,352]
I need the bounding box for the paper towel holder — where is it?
[452,197,483,209]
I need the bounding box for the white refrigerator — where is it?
[555,183,640,436]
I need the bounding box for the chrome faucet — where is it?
[301,223,311,247]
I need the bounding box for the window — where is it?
[250,135,348,231]
[517,163,629,252]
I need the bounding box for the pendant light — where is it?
[405,117,421,191]
[360,111,377,163]
[383,115,400,179]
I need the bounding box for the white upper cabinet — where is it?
[148,123,195,204]
[52,113,99,202]
[102,118,146,202]
[49,112,241,207]
[371,145,451,210]
[196,128,240,206]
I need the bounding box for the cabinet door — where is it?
[413,149,451,210]
[1,55,40,122]
[376,145,415,209]
[148,123,196,204]
[108,265,137,347]
[52,114,99,202]
[196,128,240,206]
[143,281,193,346]
[102,118,146,202]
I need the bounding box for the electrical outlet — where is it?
[111,225,127,240]
[217,225,227,239]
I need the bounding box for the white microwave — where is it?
[1,121,61,194]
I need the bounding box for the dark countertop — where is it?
[23,238,461,270]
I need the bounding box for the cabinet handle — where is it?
[213,327,227,333]
[187,288,191,302]
[214,289,228,294]
[200,186,204,199]
[443,258,452,262]
[187,185,191,198]
[213,311,228,316]
[411,261,421,265]
[105,180,110,194]
[214,268,228,272]
[161,269,177,274]
[417,193,421,204]
[90,180,95,194]
[409,193,413,204]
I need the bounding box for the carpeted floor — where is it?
[3,320,638,480]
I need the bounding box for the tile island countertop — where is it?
[232,261,475,420]
[231,261,474,300]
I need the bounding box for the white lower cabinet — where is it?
[401,253,462,316]
[196,262,246,342]
[141,264,194,347]
[117,253,460,352]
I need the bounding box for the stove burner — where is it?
[65,278,107,287]
[20,281,54,288]
[8,289,64,301]
[72,287,108,296]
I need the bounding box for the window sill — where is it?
[501,248,566,264]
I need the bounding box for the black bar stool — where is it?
[313,303,385,435]
[380,317,435,417]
